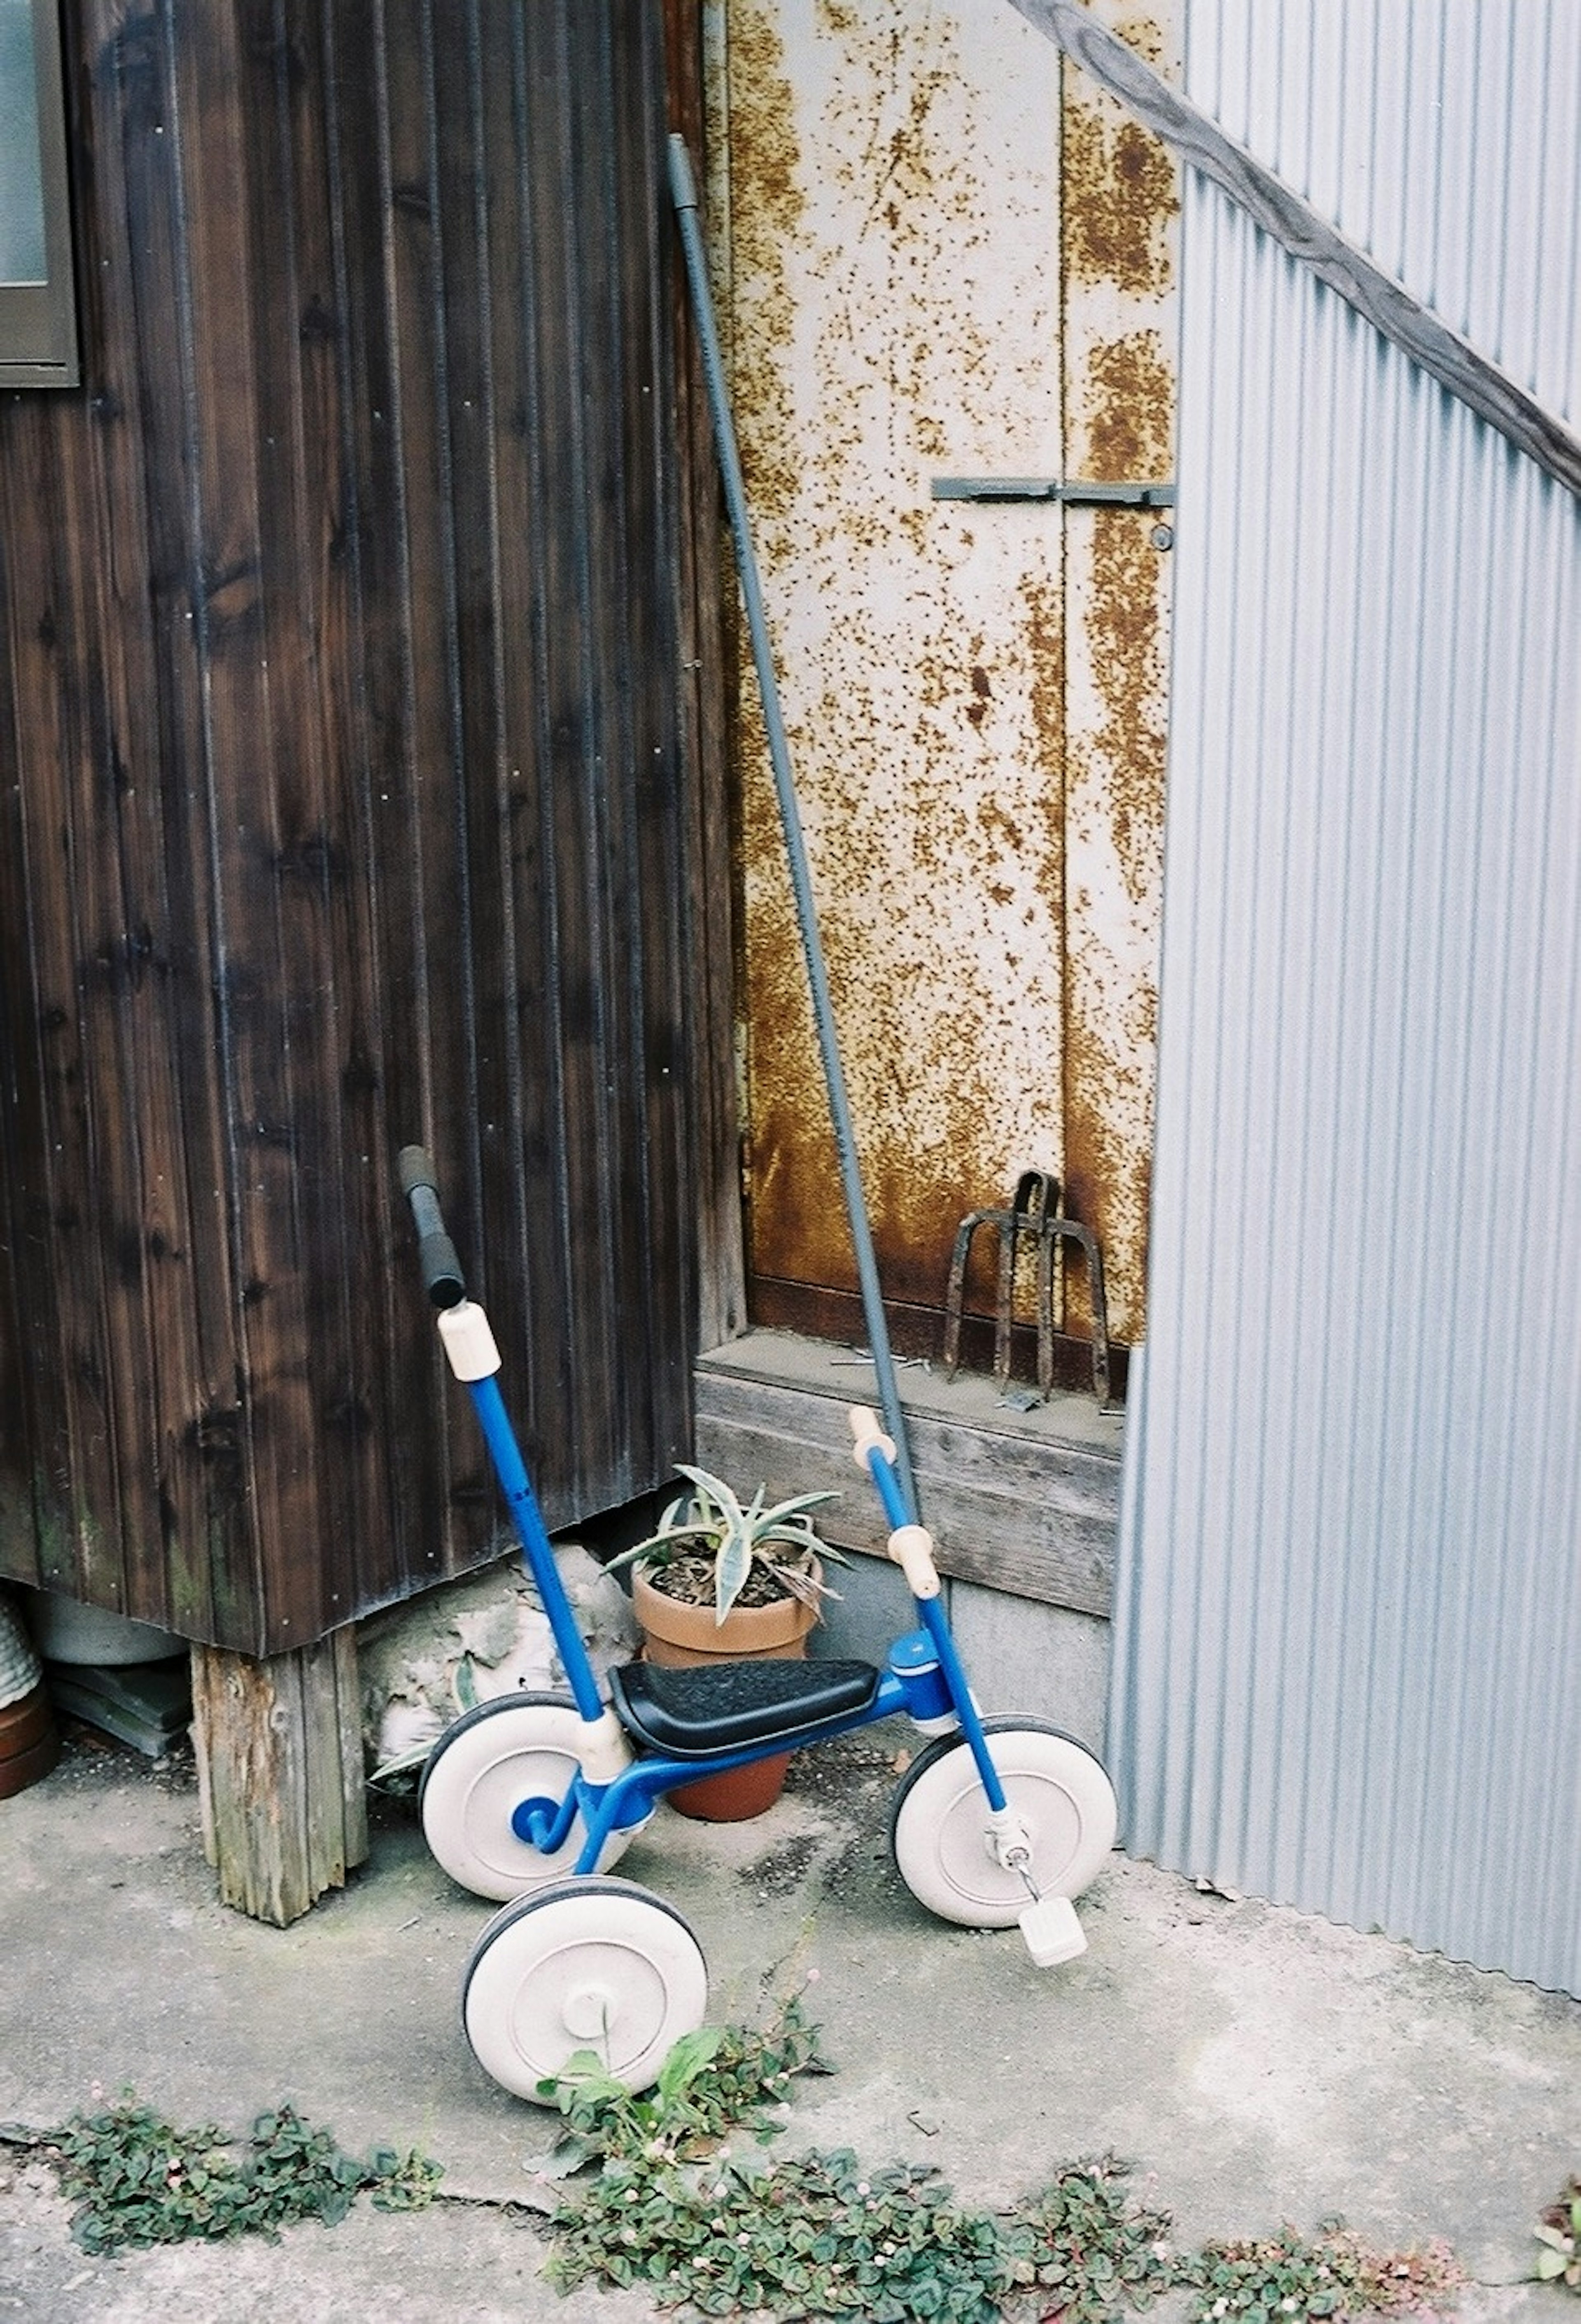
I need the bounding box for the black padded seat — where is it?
[609,1657,879,1759]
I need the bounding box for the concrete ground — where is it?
[2,1717,1578,2323]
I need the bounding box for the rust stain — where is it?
[726,2,805,547]
[759,1096,1011,1315]
[748,954,1057,1316]
[816,8,1030,466]
[1081,510,1167,910]
[1062,98,1178,299]
[1082,329,1174,481]
[1071,320,1171,927]
[1061,1077,1153,1337]
[1055,10,1178,1347]
[1059,492,1169,1338]
[1019,573,1065,926]
[976,798,1023,854]
[728,1,836,1300]
[1113,12,1169,70]
[750,604,1069,1308]
[744,644,1067,1309]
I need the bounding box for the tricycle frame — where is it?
[398,1145,1117,2100]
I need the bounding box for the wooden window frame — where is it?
[0,0,78,388]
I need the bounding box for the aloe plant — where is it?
[606,1464,844,1625]
[1537,2178,1581,2291]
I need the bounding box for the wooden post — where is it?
[190,1628,369,1926]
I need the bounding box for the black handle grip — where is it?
[396,1145,467,1309]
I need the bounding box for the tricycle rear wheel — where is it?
[420,1692,637,1902]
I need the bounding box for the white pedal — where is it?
[1019,1893,1087,1968]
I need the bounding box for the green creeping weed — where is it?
[6,2094,441,2254]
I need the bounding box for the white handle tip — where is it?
[436,1299,503,1382]
[848,1406,898,1470]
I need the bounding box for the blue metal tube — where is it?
[863,1444,1008,1812]
[512,1785,587,1855]
[917,1595,1009,1813]
[864,1442,910,1533]
[669,133,919,1526]
[466,1374,605,1724]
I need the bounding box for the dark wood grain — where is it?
[1012,0,1581,501]
[0,0,722,1657]
[662,0,744,1362]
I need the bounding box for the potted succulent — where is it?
[606,1465,846,1821]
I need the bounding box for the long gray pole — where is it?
[669,133,919,1523]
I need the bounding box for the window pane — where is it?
[0,0,47,286]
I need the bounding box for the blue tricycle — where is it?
[400,1148,1117,2102]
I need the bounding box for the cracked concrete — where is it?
[2,1719,1577,2320]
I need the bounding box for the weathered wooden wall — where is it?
[0,0,728,1658]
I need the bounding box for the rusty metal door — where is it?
[705,0,1178,1379]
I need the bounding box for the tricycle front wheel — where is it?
[462,1876,708,2100]
[890,1718,1117,1927]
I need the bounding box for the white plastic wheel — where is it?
[419,1692,637,1903]
[462,1877,709,2100]
[890,1719,1117,1928]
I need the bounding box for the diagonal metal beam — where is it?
[1011,0,1581,502]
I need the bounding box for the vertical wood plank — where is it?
[317,0,458,1604]
[74,101,219,1644]
[663,0,746,1360]
[0,402,82,1594]
[104,0,263,1646]
[173,1,333,1652]
[519,2,619,1516]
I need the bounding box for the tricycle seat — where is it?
[609,1657,879,1759]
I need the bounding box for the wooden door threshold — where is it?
[695,1330,1123,1619]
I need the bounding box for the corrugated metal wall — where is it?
[1110,0,1581,1991]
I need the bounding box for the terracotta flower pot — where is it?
[631,1565,819,1822]
[0,1681,61,1798]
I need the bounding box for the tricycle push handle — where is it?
[396,1146,467,1309]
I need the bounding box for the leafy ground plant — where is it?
[5,2094,441,2254]
[1177,2224,1463,2324]
[539,1998,1182,2322]
[3,2011,1476,2324]
[539,1998,1467,2324]
[1536,2177,1581,2291]
[536,1990,833,2173]
[1012,2158,1178,2323]
[550,2147,1180,2322]
[551,2145,1024,2321]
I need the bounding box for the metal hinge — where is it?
[930,476,1175,506]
